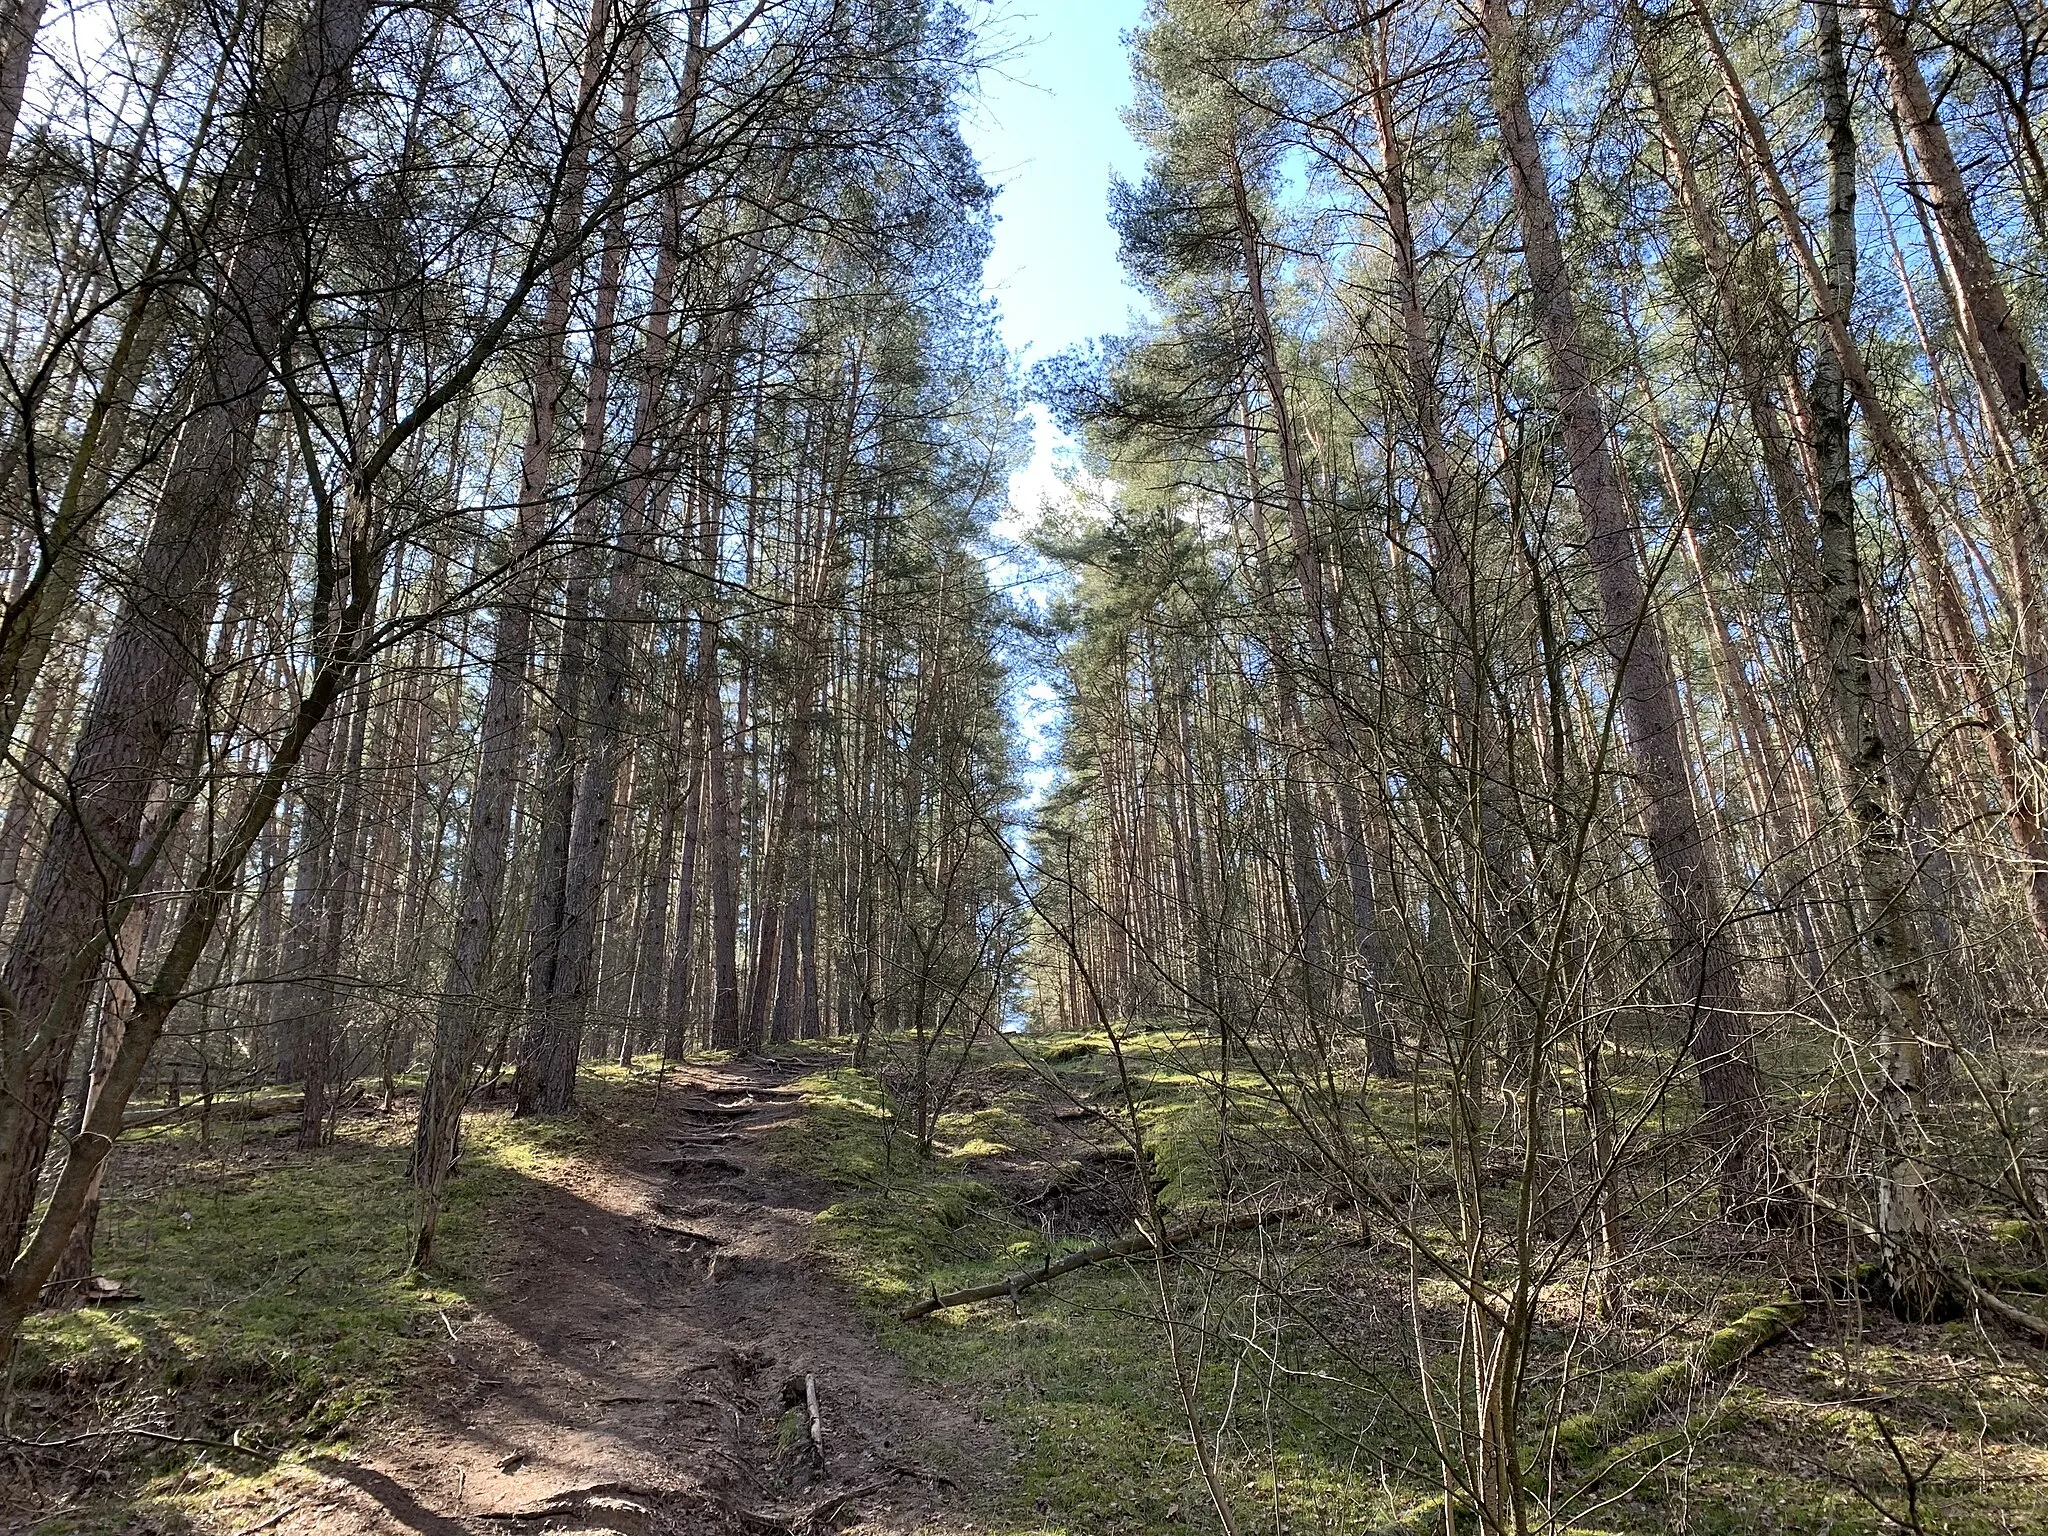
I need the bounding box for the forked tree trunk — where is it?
[42,855,151,1301]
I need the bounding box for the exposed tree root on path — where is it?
[197,1062,989,1535]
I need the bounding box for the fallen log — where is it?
[899,1201,1313,1321]
[1557,1295,1805,1468]
[1778,1169,2048,1337]
[122,1094,298,1131]
[1964,1277,2048,1343]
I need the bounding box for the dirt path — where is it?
[207,1062,990,1536]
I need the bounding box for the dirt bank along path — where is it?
[214,1061,987,1536]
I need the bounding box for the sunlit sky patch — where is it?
[961,0,1149,805]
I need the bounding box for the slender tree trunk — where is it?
[1862,0,2044,440]
[0,0,376,1271]
[1227,155,1395,1070]
[0,0,45,162]
[664,643,712,1058]
[1696,0,2048,940]
[299,641,376,1147]
[1483,0,1765,1193]
[411,0,616,1258]
[1813,5,1940,1318]
[0,665,77,933]
[42,899,146,1301]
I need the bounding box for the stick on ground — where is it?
[900,1202,1312,1321]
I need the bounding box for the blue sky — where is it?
[962,0,1150,367]
[960,3,1151,802]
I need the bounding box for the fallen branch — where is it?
[1970,1264,2048,1294]
[1556,1296,1804,1467]
[720,1500,794,1535]
[2,1425,270,1458]
[804,1373,825,1470]
[1964,1278,2048,1343]
[475,1482,663,1523]
[899,1201,1313,1321]
[122,1094,297,1132]
[1770,1169,2048,1338]
[803,1480,886,1532]
[228,1505,300,1536]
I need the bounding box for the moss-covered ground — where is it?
[782,1028,2048,1535]
[11,1033,2048,1534]
[4,1061,674,1534]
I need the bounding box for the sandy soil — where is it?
[196,1062,995,1536]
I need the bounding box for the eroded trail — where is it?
[219,1063,985,1536]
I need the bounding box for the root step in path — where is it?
[215,1062,985,1536]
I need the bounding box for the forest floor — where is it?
[4,1053,995,1536]
[195,1055,990,1536]
[10,1029,2048,1534]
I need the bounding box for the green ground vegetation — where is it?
[786,1028,2048,1536]
[6,1063,671,1534]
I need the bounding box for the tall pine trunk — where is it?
[1482,0,1765,1195]
[411,0,616,1262]
[0,0,376,1272]
[1813,4,1940,1318]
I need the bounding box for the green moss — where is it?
[782,1046,1409,1536]
[20,1141,438,1442]
[789,1036,2048,1536]
[1556,1298,1804,1466]
[10,1071,662,1532]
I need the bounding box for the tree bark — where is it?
[42,898,146,1302]
[514,36,641,1116]
[0,0,376,1271]
[0,0,44,163]
[412,0,617,1257]
[1696,0,2048,940]
[1862,0,2044,441]
[1813,3,1940,1319]
[1481,0,1765,1193]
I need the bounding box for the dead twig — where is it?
[721,1479,889,1536]
[1,1425,269,1458]
[228,1505,300,1536]
[803,1374,825,1471]
[803,1480,888,1532]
